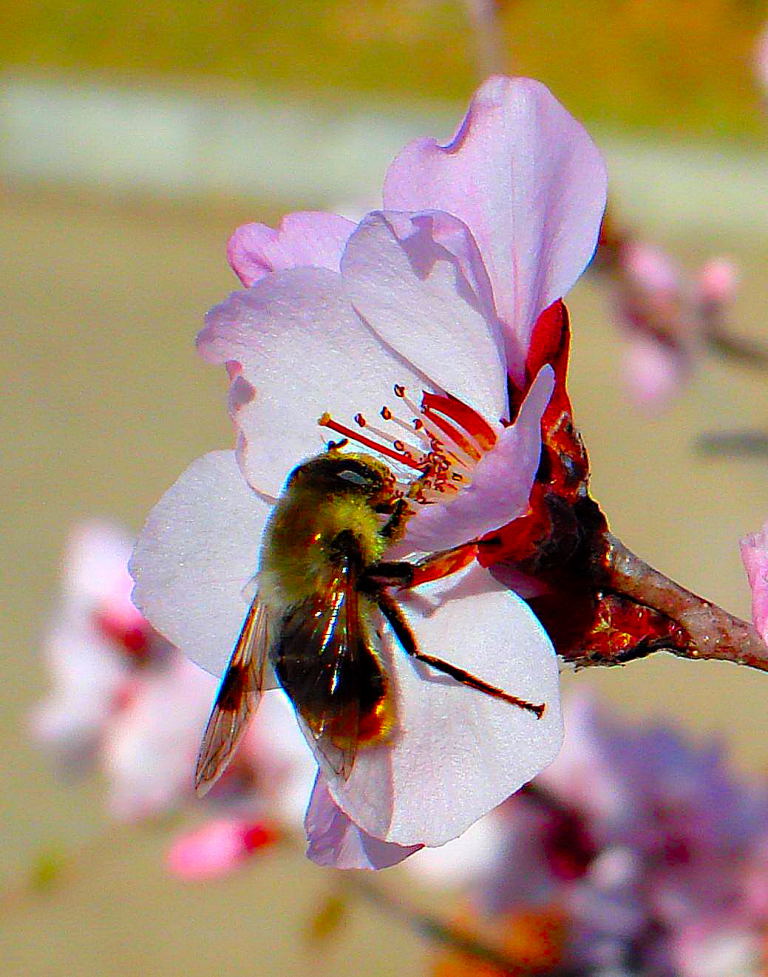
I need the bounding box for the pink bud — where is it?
[621,241,678,295]
[697,259,738,306]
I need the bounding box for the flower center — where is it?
[319,384,501,505]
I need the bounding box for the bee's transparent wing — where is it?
[194,595,272,796]
[274,563,369,781]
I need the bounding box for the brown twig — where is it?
[340,871,584,977]
[704,326,768,369]
[697,431,768,458]
[597,533,768,671]
[462,0,508,78]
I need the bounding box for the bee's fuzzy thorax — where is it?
[259,488,388,608]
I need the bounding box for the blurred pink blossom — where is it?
[596,225,738,411]
[34,522,314,854]
[32,521,173,774]
[697,258,738,308]
[132,76,608,869]
[755,22,768,99]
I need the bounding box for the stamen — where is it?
[319,413,424,471]
[415,416,476,471]
[326,437,349,451]
[354,413,428,458]
[318,382,502,510]
[391,386,474,469]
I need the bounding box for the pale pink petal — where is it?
[674,927,760,977]
[305,775,421,870]
[402,365,554,552]
[340,211,508,422]
[623,336,686,411]
[198,269,444,497]
[383,76,606,379]
[130,451,271,677]
[324,563,561,847]
[740,521,768,645]
[31,626,126,769]
[104,655,215,820]
[32,521,140,769]
[227,212,355,286]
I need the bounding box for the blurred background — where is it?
[3,1,768,975]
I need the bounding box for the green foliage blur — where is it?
[2,0,766,140]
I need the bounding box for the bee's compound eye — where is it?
[337,469,372,487]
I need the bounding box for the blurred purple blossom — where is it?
[434,696,768,977]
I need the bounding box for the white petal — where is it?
[130,451,270,677]
[198,268,439,497]
[327,564,562,846]
[384,77,607,381]
[341,211,508,420]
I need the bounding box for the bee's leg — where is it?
[407,543,478,587]
[362,542,478,591]
[376,590,545,719]
[379,498,411,542]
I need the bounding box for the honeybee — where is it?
[195,449,544,795]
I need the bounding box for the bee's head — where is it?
[286,451,400,509]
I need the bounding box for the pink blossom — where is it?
[447,695,768,977]
[740,520,768,645]
[166,818,278,881]
[132,76,608,868]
